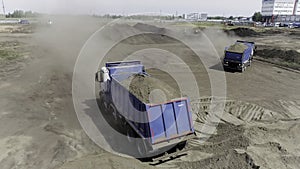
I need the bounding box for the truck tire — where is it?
[126,127,135,143]
[109,104,118,121]
[177,141,187,151]
[136,139,147,157]
[99,92,105,108]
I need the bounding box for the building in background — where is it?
[296,0,300,15]
[185,13,208,21]
[199,13,208,21]
[186,13,199,21]
[262,0,300,22]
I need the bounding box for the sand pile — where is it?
[256,45,300,70]
[121,74,181,104]
[227,43,248,53]
[262,28,285,35]
[121,23,173,45]
[257,46,300,62]
[102,23,140,41]
[133,23,166,34]
[289,30,300,36]
[225,27,258,37]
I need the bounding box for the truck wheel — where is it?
[99,92,106,108]
[109,104,118,121]
[126,128,135,143]
[177,141,187,151]
[136,140,147,157]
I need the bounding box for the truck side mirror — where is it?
[95,71,103,82]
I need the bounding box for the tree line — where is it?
[5,10,40,18]
[3,9,263,22]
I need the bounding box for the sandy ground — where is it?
[1,17,300,169]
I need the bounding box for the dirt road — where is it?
[1,19,300,169]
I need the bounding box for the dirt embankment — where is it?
[256,45,300,70]
[133,23,166,34]
[225,27,300,37]
[224,27,259,37]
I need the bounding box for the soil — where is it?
[133,23,166,34]
[121,74,181,103]
[226,43,248,53]
[225,27,259,37]
[255,45,300,70]
[1,18,300,169]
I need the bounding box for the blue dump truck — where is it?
[96,61,196,160]
[289,22,300,28]
[223,40,256,72]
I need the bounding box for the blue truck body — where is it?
[223,40,256,72]
[289,22,300,28]
[98,61,196,157]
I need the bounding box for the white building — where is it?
[262,0,300,16]
[186,13,199,21]
[297,0,300,14]
[200,13,208,21]
[186,13,208,21]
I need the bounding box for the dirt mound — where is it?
[102,23,140,41]
[257,46,300,62]
[177,150,259,169]
[256,46,300,70]
[225,27,258,37]
[289,30,300,36]
[120,23,173,45]
[226,43,248,53]
[122,33,176,45]
[133,23,166,34]
[103,23,172,45]
[121,74,181,104]
[178,123,258,169]
[259,28,287,35]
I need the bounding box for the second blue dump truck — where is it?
[96,61,196,160]
[223,40,256,72]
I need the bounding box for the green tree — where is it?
[6,10,39,18]
[252,12,262,22]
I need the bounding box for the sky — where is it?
[2,0,262,17]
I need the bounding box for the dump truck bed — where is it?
[106,61,195,152]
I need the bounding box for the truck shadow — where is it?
[83,97,186,162]
[210,63,239,73]
[209,63,224,72]
[83,98,140,157]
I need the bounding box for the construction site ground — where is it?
[1,17,300,169]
